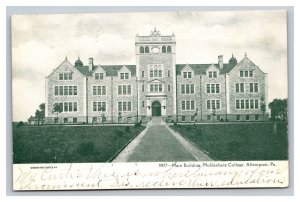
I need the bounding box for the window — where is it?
[69,86,73,95]
[59,73,63,80]
[142,71,144,78]
[255,115,259,121]
[246,115,250,121]
[181,84,194,94]
[236,99,259,110]
[93,102,106,111]
[168,70,170,77]
[208,71,217,78]
[240,71,244,77]
[150,70,153,77]
[167,46,172,53]
[145,46,149,53]
[73,118,77,124]
[158,70,162,77]
[236,115,240,121]
[181,100,195,111]
[64,86,68,95]
[64,118,68,124]
[95,73,104,80]
[142,101,145,107]
[249,71,254,77]
[188,72,192,78]
[125,73,129,79]
[162,46,166,53]
[206,84,220,94]
[149,84,163,93]
[183,71,192,78]
[148,65,163,78]
[140,46,144,53]
[93,117,97,123]
[59,102,77,112]
[142,84,144,92]
[118,102,132,111]
[207,100,221,110]
[249,83,259,93]
[168,85,171,92]
[236,83,244,93]
[118,85,131,95]
[182,116,186,122]
[59,86,63,95]
[54,86,59,95]
[245,71,249,77]
[240,70,253,77]
[74,86,77,95]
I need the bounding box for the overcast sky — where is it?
[12,11,287,122]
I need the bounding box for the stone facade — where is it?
[45,29,268,124]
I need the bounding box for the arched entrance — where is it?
[152,101,161,116]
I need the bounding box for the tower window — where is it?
[162,46,166,53]
[167,46,172,53]
[145,46,149,53]
[140,46,144,53]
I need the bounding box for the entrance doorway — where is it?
[152,101,161,116]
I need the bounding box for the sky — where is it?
[12,11,288,122]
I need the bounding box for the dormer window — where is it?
[208,71,217,78]
[183,71,192,79]
[120,72,130,80]
[95,73,104,80]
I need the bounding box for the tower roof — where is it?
[75,57,83,67]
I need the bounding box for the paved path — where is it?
[113,117,212,162]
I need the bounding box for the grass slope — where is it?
[170,122,288,160]
[13,125,145,163]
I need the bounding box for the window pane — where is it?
[128,102,131,111]
[181,84,185,94]
[98,102,101,111]
[209,72,212,78]
[241,83,244,93]
[212,100,216,109]
[59,73,63,80]
[246,100,249,109]
[241,100,245,109]
[207,84,210,93]
[60,86,63,95]
[55,86,58,95]
[64,86,68,95]
[69,73,72,80]
[191,101,195,110]
[118,102,122,111]
[69,86,73,95]
[250,83,253,92]
[213,71,217,78]
[64,73,68,80]
[74,86,77,95]
[240,71,243,77]
[154,69,158,77]
[93,102,97,111]
[249,70,253,77]
[102,86,106,95]
[245,71,248,77]
[191,84,194,94]
[168,70,170,77]
[255,100,259,109]
[207,100,211,109]
[216,100,220,109]
[69,102,72,111]
[123,102,127,111]
[118,86,122,95]
[159,70,162,77]
[236,100,240,109]
[186,84,190,94]
[64,102,68,112]
[216,84,220,93]
[95,73,99,80]
[183,72,187,78]
[150,70,153,77]
[103,102,106,111]
[182,101,185,110]
[186,101,190,110]
[188,72,192,78]
[159,84,162,92]
[250,99,254,109]
[154,84,158,92]
[211,84,215,93]
[100,73,104,80]
[123,85,126,94]
[236,83,239,93]
[93,86,97,95]
[128,85,131,94]
[255,83,258,92]
[74,102,77,111]
[142,71,144,78]
[125,73,129,79]
[150,84,153,92]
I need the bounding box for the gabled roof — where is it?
[176,63,235,75]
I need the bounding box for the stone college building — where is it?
[45,28,268,124]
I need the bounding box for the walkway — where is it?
[113,117,212,162]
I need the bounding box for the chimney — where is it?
[89,58,93,72]
[218,55,223,69]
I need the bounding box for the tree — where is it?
[34,103,45,125]
[268,98,288,121]
[52,103,63,124]
[260,96,266,121]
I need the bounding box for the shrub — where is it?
[17,121,24,127]
[77,142,95,156]
[125,126,131,133]
[134,122,141,128]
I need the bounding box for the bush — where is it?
[17,121,24,127]
[134,122,141,128]
[125,126,131,133]
[77,142,95,156]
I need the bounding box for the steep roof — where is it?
[176,63,235,75]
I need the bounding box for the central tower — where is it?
[135,28,177,120]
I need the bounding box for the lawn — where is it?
[13,124,145,163]
[170,122,288,160]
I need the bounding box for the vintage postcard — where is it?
[12,10,288,190]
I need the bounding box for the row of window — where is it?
[207,99,221,110]
[59,73,72,80]
[53,102,78,112]
[93,102,106,111]
[181,84,195,94]
[139,46,172,53]
[118,85,132,95]
[118,102,132,112]
[208,71,218,78]
[54,86,78,96]
[150,84,163,93]
[206,84,220,94]
[183,71,192,79]
[181,100,195,111]
[236,83,259,93]
[236,99,259,110]
[95,73,104,80]
[93,86,106,95]
[240,70,254,77]
[149,69,163,78]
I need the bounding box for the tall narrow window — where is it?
[118,86,122,95]
[145,46,149,53]
[254,83,259,92]
[69,86,73,95]
[207,84,210,93]
[140,46,144,53]
[168,70,170,77]
[54,86,59,95]
[162,46,166,53]
[240,71,244,77]
[99,73,104,80]
[60,86,63,95]
[93,86,97,95]
[191,84,194,94]
[142,71,144,78]
[142,84,144,92]
[59,73,63,80]
[64,86,68,95]
[118,102,122,111]
[182,101,185,110]
[74,86,77,95]
[168,85,171,92]
[167,46,171,53]
[236,100,240,109]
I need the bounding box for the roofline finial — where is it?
[245,52,247,57]
[65,56,68,61]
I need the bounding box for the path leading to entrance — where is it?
[112,117,212,162]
